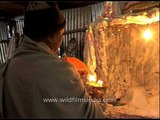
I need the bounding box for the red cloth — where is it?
[62,57,90,75]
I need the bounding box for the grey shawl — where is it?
[3,35,105,119]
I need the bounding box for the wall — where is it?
[0,1,105,63]
[13,2,105,61]
[84,18,159,109]
[0,21,11,64]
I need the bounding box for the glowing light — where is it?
[88,74,96,83]
[86,74,104,87]
[144,29,152,40]
[125,11,160,24]
[97,80,103,86]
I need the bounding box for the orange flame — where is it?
[87,74,103,87]
[88,74,96,83]
[97,80,103,86]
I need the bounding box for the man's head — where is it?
[23,1,66,53]
[44,28,64,53]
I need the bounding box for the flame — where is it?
[97,80,103,86]
[88,74,96,83]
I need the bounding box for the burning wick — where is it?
[87,73,104,87]
[97,80,103,86]
[88,74,96,83]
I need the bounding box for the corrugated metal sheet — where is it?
[0,41,9,64]
[0,22,9,41]
[0,2,105,63]
[61,2,105,60]
[15,18,24,36]
[0,22,10,64]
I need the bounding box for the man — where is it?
[3,2,105,119]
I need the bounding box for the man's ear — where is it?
[47,33,55,43]
[43,33,55,50]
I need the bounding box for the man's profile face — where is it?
[53,29,65,53]
[59,29,65,45]
[60,29,64,39]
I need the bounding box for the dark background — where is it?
[0,1,100,17]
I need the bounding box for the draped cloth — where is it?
[3,35,104,119]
